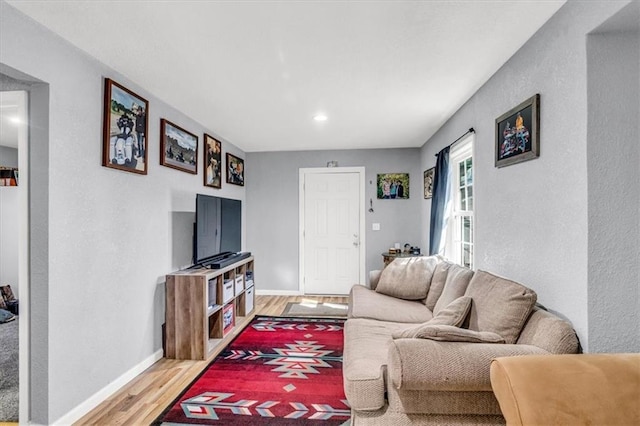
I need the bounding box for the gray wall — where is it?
[0,146,18,167]
[0,2,246,422]
[246,149,422,292]
[420,0,636,352]
[586,3,640,353]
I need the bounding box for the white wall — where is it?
[586,5,639,353]
[420,0,635,351]
[246,149,422,292]
[0,146,18,167]
[0,187,18,299]
[0,2,246,423]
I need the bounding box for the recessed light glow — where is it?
[313,114,328,122]
[9,116,21,124]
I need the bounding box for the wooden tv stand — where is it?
[165,256,255,360]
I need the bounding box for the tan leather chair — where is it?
[490,354,640,425]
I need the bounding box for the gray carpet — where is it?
[0,317,18,422]
[282,302,348,317]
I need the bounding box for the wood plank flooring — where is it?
[74,294,348,425]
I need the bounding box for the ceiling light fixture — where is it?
[9,116,21,124]
[313,114,328,122]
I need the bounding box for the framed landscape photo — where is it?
[226,153,244,186]
[377,173,409,199]
[102,78,149,174]
[424,167,435,199]
[160,119,198,174]
[204,134,222,188]
[495,94,540,168]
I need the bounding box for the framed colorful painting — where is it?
[160,119,198,174]
[495,94,540,168]
[377,173,409,199]
[226,153,244,186]
[424,167,435,199]
[204,134,222,188]
[102,78,149,174]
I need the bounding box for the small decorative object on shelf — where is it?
[222,304,234,335]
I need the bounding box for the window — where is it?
[445,136,474,268]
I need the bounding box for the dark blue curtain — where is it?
[429,146,450,255]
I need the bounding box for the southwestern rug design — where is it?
[156,316,349,425]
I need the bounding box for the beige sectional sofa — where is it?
[344,256,580,425]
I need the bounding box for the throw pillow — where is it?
[424,261,452,310]
[464,270,537,344]
[432,264,474,315]
[392,296,472,338]
[402,324,505,343]
[375,256,439,300]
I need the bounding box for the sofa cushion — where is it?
[464,270,537,344]
[375,256,439,300]
[432,264,474,315]
[424,260,452,310]
[391,296,472,339]
[343,318,409,411]
[397,324,506,343]
[349,284,433,323]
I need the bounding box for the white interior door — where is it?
[300,168,364,294]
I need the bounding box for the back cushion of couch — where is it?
[464,270,537,344]
[375,256,439,300]
[432,264,474,315]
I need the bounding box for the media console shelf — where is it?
[165,256,255,360]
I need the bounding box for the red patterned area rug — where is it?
[155,316,349,425]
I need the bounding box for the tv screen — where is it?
[194,194,241,265]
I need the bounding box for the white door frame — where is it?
[299,167,366,294]
[2,90,31,424]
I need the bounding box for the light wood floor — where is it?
[74,295,348,425]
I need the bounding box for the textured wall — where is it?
[246,149,422,292]
[587,13,640,353]
[0,2,246,422]
[0,146,18,167]
[419,0,633,350]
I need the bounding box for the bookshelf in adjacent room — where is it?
[165,256,255,360]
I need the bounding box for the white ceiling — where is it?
[6,0,566,153]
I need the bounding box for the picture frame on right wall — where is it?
[424,167,435,199]
[495,93,540,168]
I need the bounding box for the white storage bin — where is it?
[222,279,234,304]
[235,274,244,294]
[245,286,254,313]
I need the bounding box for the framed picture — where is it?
[160,119,198,174]
[204,134,222,188]
[226,153,244,186]
[102,78,149,174]
[495,94,540,168]
[424,167,435,199]
[377,173,409,199]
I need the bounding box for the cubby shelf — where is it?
[165,256,255,360]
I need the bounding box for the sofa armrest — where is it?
[388,338,549,392]
[369,270,382,290]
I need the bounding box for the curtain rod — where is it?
[434,127,475,156]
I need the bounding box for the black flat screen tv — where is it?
[194,194,241,265]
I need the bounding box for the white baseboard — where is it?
[255,289,301,296]
[52,349,164,425]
